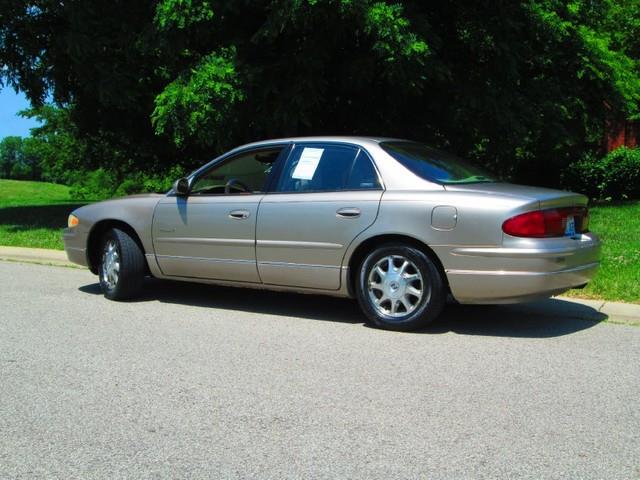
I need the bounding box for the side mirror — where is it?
[173,177,191,196]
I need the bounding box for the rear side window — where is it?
[275,144,381,193]
[345,151,381,190]
[380,141,495,184]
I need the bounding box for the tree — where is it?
[0,136,24,179]
[18,105,88,184]
[0,134,44,180]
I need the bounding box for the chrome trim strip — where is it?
[446,262,599,277]
[258,261,340,270]
[257,240,343,249]
[155,237,254,246]
[451,244,599,259]
[62,233,80,241]
[156,255,254,265]
[261,197,381,202]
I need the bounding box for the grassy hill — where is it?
[0,179,86,250]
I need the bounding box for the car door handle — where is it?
[229,210,250,220]
[336,207,361,218]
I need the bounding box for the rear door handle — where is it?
[229,210,250,220]
[336,207,361,218]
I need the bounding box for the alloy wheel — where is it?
[367,255,424,318]
[101,239,120,290]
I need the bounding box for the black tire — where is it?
[98,228,146,301]
[355,244,445,331]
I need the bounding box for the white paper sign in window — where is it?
[291,148,324,180]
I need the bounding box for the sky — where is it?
[0,88,41,139]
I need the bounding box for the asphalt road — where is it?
[0,261,638,479]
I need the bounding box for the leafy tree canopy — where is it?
[1,0,639,185]
[0,136,24,178]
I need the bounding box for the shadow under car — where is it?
[79,279,607,338]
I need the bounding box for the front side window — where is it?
[191,147,283,195]
[275,144,381,193]
[380,141,495,184]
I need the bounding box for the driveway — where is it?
[0,261,638,479]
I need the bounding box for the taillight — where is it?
[502,207,588,238]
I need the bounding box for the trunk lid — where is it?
[444,182,587,209]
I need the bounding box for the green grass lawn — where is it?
[565,201,640,304]
[0,179,86,250]
[0,179,638,303]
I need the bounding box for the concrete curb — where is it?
[557,296,640,326]
[1,245,639,324]
[0,246,79,268]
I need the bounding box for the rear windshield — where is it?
[380,141,495,184]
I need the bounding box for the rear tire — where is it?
[98,228,145,301]
[355,244,445,331]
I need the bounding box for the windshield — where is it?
[380,141,496,184]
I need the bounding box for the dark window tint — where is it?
[380,141,495,184]
[345,151,381,190]
[276,144,380,192]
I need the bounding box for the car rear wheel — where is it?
[356,244,445,331]
[98,228,145,300]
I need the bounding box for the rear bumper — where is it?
[444,233,601,304]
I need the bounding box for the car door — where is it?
[152,145,286,282]
[256,143,384,290]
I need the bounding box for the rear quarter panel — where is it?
[343,189,527,265]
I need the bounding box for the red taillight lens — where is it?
[502,207,588,238]
[502,210,546,237]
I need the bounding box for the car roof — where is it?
[234,136,405,151]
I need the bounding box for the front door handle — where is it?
[336,207,361,218]
[229,210,250,220]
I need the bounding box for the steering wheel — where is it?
[224,178,250,194]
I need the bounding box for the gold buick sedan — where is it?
[63,137,600,331]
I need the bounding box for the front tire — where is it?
[98,228,146,300]
[356,244,445,331]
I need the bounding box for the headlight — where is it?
[68,214,79,228]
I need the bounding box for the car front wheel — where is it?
[356,244,445,331]
[98,228,145,300]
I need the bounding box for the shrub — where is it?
[562,147,640,200]
[69,168,118,200]
[113,165,186,197]
[69,165,186,200]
